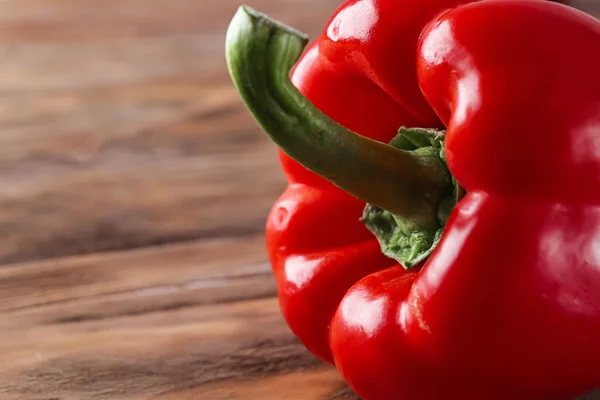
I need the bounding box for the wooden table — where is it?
[0,1,596,399]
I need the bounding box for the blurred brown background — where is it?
[0,0,597,399]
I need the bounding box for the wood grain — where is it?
[0,0,598,399]
[0,236,354,400]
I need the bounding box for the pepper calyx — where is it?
[361,127,465,269]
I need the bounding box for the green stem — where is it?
[226,6,449,226]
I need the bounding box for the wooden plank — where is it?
[0,300,347,400]
[0,235,271,315]
[0,236,356,399]
[0,95,283,264]
[0,0,340,265]
[150,370,358,400]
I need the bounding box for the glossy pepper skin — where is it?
[267,0,476,364]
[330,1,600,399]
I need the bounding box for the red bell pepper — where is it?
[226,0,600,399]
[229,0,477,364]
